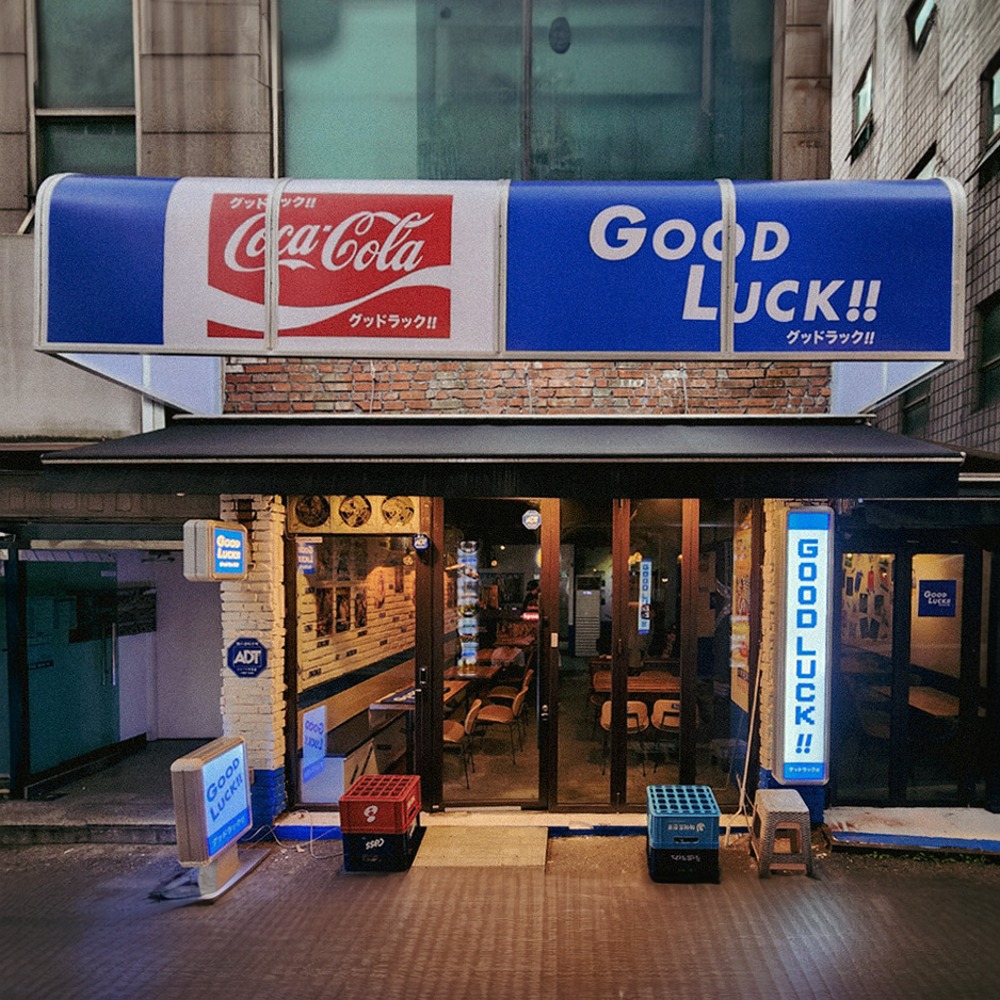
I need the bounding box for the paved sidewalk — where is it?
[2,833,1000,999]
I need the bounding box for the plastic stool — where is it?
[750,788,813,878]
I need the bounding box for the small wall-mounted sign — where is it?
[183,520,248,582]
[522,509,542,531]
[412,533,431,551]
[227,636,268,678]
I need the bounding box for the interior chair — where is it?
[650,698,681,772]
[443,698,482,788]
[488,668,533,707]
[600,699,650,775]
[487,669,534,740]
[475,688,527,765]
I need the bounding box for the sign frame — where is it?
[35,175,966,362]
[773,505,835,786]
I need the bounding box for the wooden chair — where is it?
[650,698,681,771]
[443,698,482,788]
[476,688,528,765]
[487,669,534,739]
[600,699,650,775]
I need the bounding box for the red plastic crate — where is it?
[339,774,421,834]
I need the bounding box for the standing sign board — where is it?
[171,736,253,865]
[36,175,964,361]
[774,507,834,785]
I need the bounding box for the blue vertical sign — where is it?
[638,559,653,636]
[777,507,833,785]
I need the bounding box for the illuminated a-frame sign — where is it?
[36,175,965,361]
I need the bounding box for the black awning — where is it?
[40,414,965,500]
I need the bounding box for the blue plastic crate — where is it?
[646,785,720,850]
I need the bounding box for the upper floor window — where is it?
[850,59,874,161]
[900,381,931,436]
[977,292,1000,409]
[909,144,938,179]
[30,0,136,192]
[280,0,774,182]
[906,0,936,53]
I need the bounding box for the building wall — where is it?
[831,1,1000,452]
[0,237,144,440]
[224,358,832,415]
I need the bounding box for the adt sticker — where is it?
[522,509,542,530]
[227,637,268,678]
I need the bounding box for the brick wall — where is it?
[219,494,287,827]
[223,359,831,415]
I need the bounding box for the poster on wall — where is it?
[730,500,752,713]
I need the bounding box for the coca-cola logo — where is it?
[207,193,452,340]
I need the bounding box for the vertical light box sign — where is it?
[638,559,653,635]
[777,507,834,784]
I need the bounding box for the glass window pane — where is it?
[36,0,134,108]
[282,0,773,181]
[991,68,1000,140]
[854,63,872,132]
[38,119,136,180]
[531,0,772,180]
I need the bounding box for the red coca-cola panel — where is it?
[207,192,453,340]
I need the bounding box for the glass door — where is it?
[833,538,984,806]
[554,498,705,808]
[440,497,544,806]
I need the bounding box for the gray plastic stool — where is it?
[750,788,813,877]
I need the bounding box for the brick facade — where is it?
[224,358,831,415]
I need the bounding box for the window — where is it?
[906,0,936,53]
[909,144,938,179]
[984,53,1000,158]
[30,0,136,191]
[280,0,774,182]
[900,381,931,435]
[978,293,1000,409]
[850,59,874,161]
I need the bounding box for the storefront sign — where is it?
[456,541,480,674]
[638,559,653,636]
[775,507,833,785]
[301,704,327,784]
[171,736,253,865]
[227,636,268,678]
[918,579,957,617]
[36,175,964,361]
[183,519,248,581]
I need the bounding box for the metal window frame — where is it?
[25,0,141,196]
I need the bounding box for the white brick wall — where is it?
[219,495,286,773]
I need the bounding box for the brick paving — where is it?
[2,834,1000,1000]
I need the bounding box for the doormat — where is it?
[410,825,548,868]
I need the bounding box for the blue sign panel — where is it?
[212,525,247,577]
[227,637,268,678]
[201,742,252,857]
[506,181,722,354]
[778,508,834,785]
[918,579,957,617]
[505,179,962,359]
[732,181,957,356]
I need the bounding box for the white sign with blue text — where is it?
[776,507,834,785]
